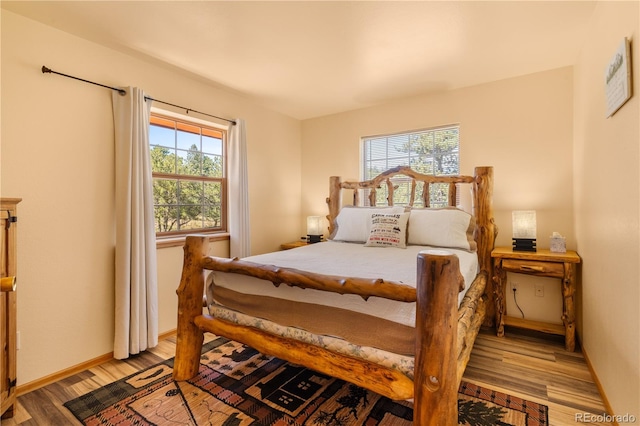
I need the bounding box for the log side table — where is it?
[280,240,309,250]
[491,247,581,351]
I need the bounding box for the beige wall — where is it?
[1,10,302,386]
[573,1,639,416]
[302,67,575,324]
[4,3,639,414]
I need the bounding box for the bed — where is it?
[173,166,496,425]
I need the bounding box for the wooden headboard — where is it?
[325,166,497,323]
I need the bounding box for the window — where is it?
[362,125,459,208]
[149,113,226,236]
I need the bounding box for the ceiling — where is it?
[2,1,597,120]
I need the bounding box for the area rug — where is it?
[64,337,548,425]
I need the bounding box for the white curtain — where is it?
[112,87,158,359]
[228,118,251,258]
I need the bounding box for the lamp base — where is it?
[512,238,537,252]
[307,235,323,244]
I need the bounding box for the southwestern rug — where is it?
[64,338,548,426]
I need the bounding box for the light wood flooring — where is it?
[4,327,610,425]
[463,328,611,425]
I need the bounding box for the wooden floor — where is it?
[4,327,611,425]
[463,328,611,425]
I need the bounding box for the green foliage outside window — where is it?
[150,115,225,234]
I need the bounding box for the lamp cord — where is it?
[513,288,525,318]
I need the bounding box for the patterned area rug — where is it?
[64,337,548,425]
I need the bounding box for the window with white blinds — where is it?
[362,125,460,208]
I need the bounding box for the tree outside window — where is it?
[150,114,226,236]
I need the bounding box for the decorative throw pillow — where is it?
[364,212,410,248]
[331,206,406,243]
[407,208,477,251]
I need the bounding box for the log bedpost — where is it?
[173,235,209,381]
[414,251,461,426]
[472,166,496,327]
[326,176,342,236]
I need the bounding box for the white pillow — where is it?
[364,212,410,248]
[407,208,477,251]
[331,206,406,243]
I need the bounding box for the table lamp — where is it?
[512,210,537,252]
[306,216,323,243]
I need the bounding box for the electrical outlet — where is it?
[535,283,544,297]
[510,281,518,291]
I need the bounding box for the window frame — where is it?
[149,111,228,240]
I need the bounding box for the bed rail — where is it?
[200,256,419,302]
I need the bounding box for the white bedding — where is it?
[207,240,479,328]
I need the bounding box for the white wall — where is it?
[573,1,639,416]
[1,10,302,386]
[301,67,575,324]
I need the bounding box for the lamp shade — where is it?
[306,216,322,236]
[512,210,537,239]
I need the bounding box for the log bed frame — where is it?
[173,166,496,425]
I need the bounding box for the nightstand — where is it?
[280,240,309,250]
[491,247,581,351]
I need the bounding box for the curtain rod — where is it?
[41,65,236,126]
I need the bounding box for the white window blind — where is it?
[362,125,460,208]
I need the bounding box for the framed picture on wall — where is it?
[605,37,632,118]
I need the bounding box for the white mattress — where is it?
[207,241,479,328]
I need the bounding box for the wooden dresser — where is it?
[1,198,19,419]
